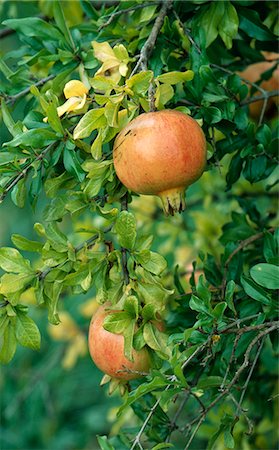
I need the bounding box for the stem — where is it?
[39,225,113,280]
[130,0,173,75]
[121,193,130,285]
[5,75,55,105]
[99,2,160,30]
[0,141,57,203]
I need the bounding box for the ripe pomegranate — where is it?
[239,52,279,118]
[113,110,207,215]
[88,303,151,380]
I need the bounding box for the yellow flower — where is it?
[43,80,89,122]
[92,41,129,84]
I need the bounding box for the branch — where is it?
[184,324,278,437]
[98,2,160,30]
[39,225,113,280]
[131,0,173,75]
[4,75,55,105]
[0,141,57,203]
[240,90,279,105]
[121,193,130,285]
[173,11,276,125]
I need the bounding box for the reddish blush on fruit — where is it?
[113,110,207,215]
[88,303,151,380]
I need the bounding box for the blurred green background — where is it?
[1,2,278,450]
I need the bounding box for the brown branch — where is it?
[131,0,173,75]
[240,90,279,105]
[183,324,278,438]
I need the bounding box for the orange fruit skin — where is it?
[88,304,151,380]
[239,54,279,118]
[113,110,207,198]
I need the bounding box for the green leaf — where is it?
[15,311,41,351]
[91,130,103,160]
[202,106,222,124]
[123,319,136,361]
[0,324,17,364]
[96,436,115,450]
[44,281,62,324]
[225,280,237,314]
[124,295,139,319]
[198,376,223,390]
[1,99,22,137]
[137,251,167,276]
[117,376,168,416]
[114,211,137,250]
[11,178,26,208]
[44,172,74,198]
[155,84,174,109]
[53,0,75,50]
[152,444,174,450]
[156,70,194,85]
[3,17,63,40]
[212,302,227,321]
[0,248,33,273]
[11,235,43,252]
[219,2,239,49]
[189,295,212,316]
[139,4,157,22]
[143,322,169,359]
[137,277,173,308]
[63,146,85,182]
[239,8,274,41]
[4,129,57,148]
[263,232,278,264]
[0,314,9,338]
[103,311,132,334]
[73,108,106,139]
[0,273,35,295]
[250,263,279,290]
[224,428,235,449]
[241,275,271,305]
[126,71,153,95]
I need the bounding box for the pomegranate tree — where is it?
[88,303,151,380]
[113,110,207,215]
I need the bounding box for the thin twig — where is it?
[236,339,264,417]
[98,2,160,30]
[4,75,55,105]
[220,333,241,391]
[39,225,113,280]
[120,193,130,286]
[0,141,57,203]
[240,90,279,105]
[184,325,278,432]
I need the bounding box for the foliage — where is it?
[0,1,278,449]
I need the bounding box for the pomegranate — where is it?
[88,303,151,380]
[113,110,207,215]
[239,52,279,118]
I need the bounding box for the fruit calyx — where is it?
[159,187,186,215]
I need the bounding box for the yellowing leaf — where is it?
[92,41,116,63]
